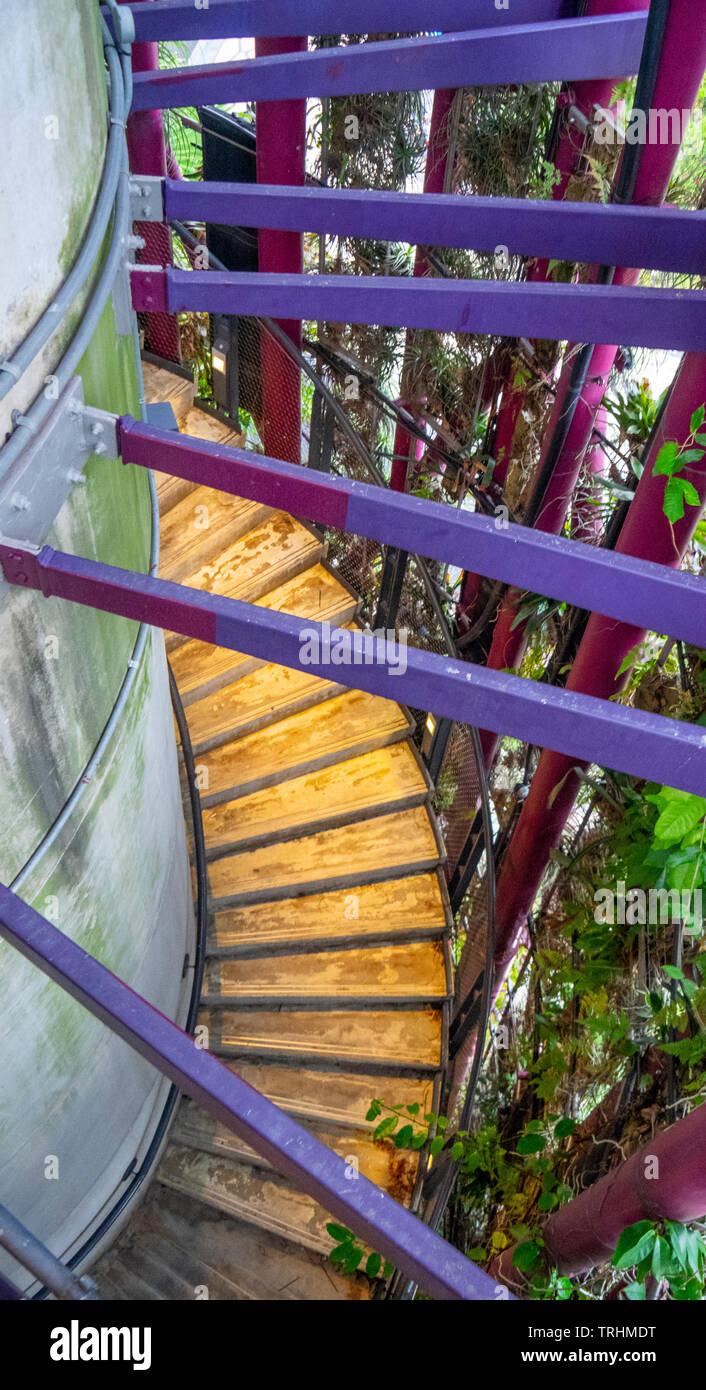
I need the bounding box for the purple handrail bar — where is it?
[129,15,648,109]
[162,180,706,277]
[116,417,706,650]
[0,884,502,1301]
[0,541,704,796]
[114,0,572,42]
[131,267,706,354]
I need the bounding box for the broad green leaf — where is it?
[623,1281,647,1300]
[365,1252,382,1278]
[394,1124,414,1148]
[517,1133,547,1154]
[652,440,678,476]
[512,1240,542,1273]
[654,796,706,844]
[327,1222,353,1244]
[554,1117,576,1138]
[690,405,705,433]
[373,1116,398,1142]
[612,1220,656,1269]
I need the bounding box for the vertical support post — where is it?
[126,0,181,362]
[491,351,706,999]
[457,0,649,626]
[390,87,455,493]
[255,36,306,464]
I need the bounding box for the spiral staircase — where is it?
[92,365,452,1300]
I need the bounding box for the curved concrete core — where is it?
[0,0,193,1288]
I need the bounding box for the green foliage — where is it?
[652,405,706,523]
[612,1218,706,1300]
[326,1222,393,1282]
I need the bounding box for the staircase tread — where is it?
[158,1146,351,1257]
[145,1184,370,1299]
[159,486,273,582]
[170,563,358,703]
[203,940,447,1002]
[197,688,411,805]
[199,1006,442,1070]
[188,650,351,753]
[173,511,324,606]
[208,807,443,905]
[170,1109,417,1202]
[202,743,428,853]
[183,1061,434,1129]
[209,873,447,953]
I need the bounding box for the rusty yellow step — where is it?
[208,807,443,905]
[181,404,245,448]
[199,1006,442,1074]
[144,1186,371,1300]
[209,873,447,955]
[208,875,447,955]
[178,512,324,603]
[202,1061,435,1130]
[202,743,428,855]
[197,688,412,805]
[171,1108,418,1205]
[158,1148,349,1258]
[166,512,325,652]
[170,564,359,706]
[159,486,273,582]
[203,940,448,1006]
[154,469,198,515]
[143,360,195,427]
[101,1186,368,1300]
[188,658,350,754]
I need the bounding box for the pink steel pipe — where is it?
[495,1094,706,1283]
[458,0,649,623]
[126,0,181,362]
[391,87,455,492]
[478,0,706,769]
[493,351,706,992]
[256,35,306,464]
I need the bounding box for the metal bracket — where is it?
[0,378,118,603]
[129,175,164,224]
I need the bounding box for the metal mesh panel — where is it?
[434,722,482,873]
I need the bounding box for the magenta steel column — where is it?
[126,0,181,362]
[256,35,306,464]
[496,1095,706,1281]
[492,351,706,992]
[478,0,706,766]
[390,87,455,492]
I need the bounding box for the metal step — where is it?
[201,743,429,856]
[198,687,412,806]
[208,806,444,906]
[208,871,448,956]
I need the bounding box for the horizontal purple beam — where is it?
[130,15,647,109]
[163,180,706,277]
[118,418,706,651]
[116,0,572,41]
[0,885,497,1301]
[131,266,706,354]
[2,543,705,795]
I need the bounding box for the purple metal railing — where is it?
[114,0,571,42]
[0,884,502,1302]
[162,179,706,277]
[131,265,706,353]
[0,536,704,797]
[129,15,648,109]
[118,419,706,650]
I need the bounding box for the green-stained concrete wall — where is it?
[0,1,194,1285]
